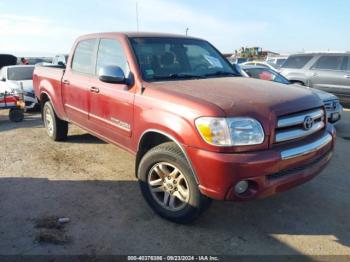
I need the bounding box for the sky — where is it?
[0,0,349,57]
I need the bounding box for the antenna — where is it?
[185,28,189,36]
[136,1,139,32]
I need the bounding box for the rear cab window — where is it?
[281,55,313,69]
[7,67,35,80]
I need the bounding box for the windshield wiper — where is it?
[151,73,205,81]
[204,71,238,77]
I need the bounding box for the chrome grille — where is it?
[275,108,325,143]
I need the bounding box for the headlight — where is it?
[195,117,264,146]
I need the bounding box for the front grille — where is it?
[267,149,332,181]
[275,108,325,143]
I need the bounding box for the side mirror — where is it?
[98,66,126,84]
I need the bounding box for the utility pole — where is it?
[136,1,139,32]
[185,28,189,36]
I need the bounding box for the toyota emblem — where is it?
[303,116,314,130]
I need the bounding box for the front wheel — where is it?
[138,142,211,224]
[43,101,68,141]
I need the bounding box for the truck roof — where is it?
[78,32,203,40]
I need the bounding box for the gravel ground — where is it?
[0,108,349,256]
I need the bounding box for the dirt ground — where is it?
[0,108,350,256]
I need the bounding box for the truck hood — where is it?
[306,86,338,101]
[147,77,322,119]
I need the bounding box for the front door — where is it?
[88,38,134,149]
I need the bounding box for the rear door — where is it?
[309,55,350,97]
[62,39,98,125]
[88,38,134,148]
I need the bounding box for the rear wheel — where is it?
[138,142,211,224]
[9,108,24,122]
[43,101,68,141]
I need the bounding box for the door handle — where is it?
[63,79,70,85]
[90,86,100,93]
[344,75,350,79]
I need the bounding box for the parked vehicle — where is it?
[52,54,69,66]
[229,57,253,64]
[0,91,25,122]
[279,52,350,106]
[0,65,38,110]
[266,56,288,68]
[0,54,17,69]
[241,61,278,70]
[241,65,343,123]
[33,32,335,223]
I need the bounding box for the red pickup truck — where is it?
[33,32,335,223]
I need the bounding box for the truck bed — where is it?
[33,65,65,98]
[33,65,66,118]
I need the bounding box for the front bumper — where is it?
[186,124,336,201]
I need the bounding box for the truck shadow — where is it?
[0,112,105,145]
[0,176,349,256]
[65,133,106,144]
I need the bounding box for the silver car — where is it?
[279,52,350,106]
[241,65,343,123]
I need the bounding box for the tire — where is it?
[43,101,68,141]
[9,108,24,122]
[138,142,211,224]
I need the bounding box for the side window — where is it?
[281,55,313,69]
[342,56,350,71]
[96,39,129,76]
[312,55,345,71]
[72,39,97,75]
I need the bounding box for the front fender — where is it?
[285,72,308,85]
[134,108,202,150]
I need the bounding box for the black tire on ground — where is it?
[9,108,24,122]
[43,101,68,141]
[138,142,212,224]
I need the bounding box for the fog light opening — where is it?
[235,180,249,195]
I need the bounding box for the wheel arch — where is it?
[290,79,306,86]
[136,129,199,184]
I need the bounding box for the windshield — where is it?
[130,37,239,82]
[281,55,313,69]
[275,58,286,67]
[7,67,34,81]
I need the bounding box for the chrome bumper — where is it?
[281,133,333,160]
